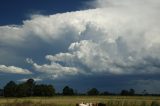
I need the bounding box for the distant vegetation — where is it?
[1,79,55,97]
[0,79,160,106]
[0,79,159,97]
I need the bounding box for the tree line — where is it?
[0,79,157,97]
[0,79,55,97]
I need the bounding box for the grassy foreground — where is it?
[0,96,160,106]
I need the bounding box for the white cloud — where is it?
[0,0,160,78]
[93,0,160,9]
[0,65,32,74]
[26,58,34,64]
[18,77,42,82]
[27,58,79,79]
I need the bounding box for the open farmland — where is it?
[0,96,160,106]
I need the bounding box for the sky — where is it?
[0,0,160,93]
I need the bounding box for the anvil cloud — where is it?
[0,0,160,81]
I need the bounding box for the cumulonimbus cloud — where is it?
[0,0,160,79]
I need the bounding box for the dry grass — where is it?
[0,96,160,106]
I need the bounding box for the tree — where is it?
[16,79,35,97]
[142,89,148,96]
[26,79,35,96]
[100,91,110,95]
[3,79,56,97]
[46,85,55,96]
[129,89,135,96]
[120,89,135,96]
[33,84,55,96]
[4,81,17,97]
[87,88,99,95]
[62,86,74,95]
[33,84,43,96]
[0,89,3,96]
[120,89,129,96]
[16,83,29,97]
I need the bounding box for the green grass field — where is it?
[0,96,160,106]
